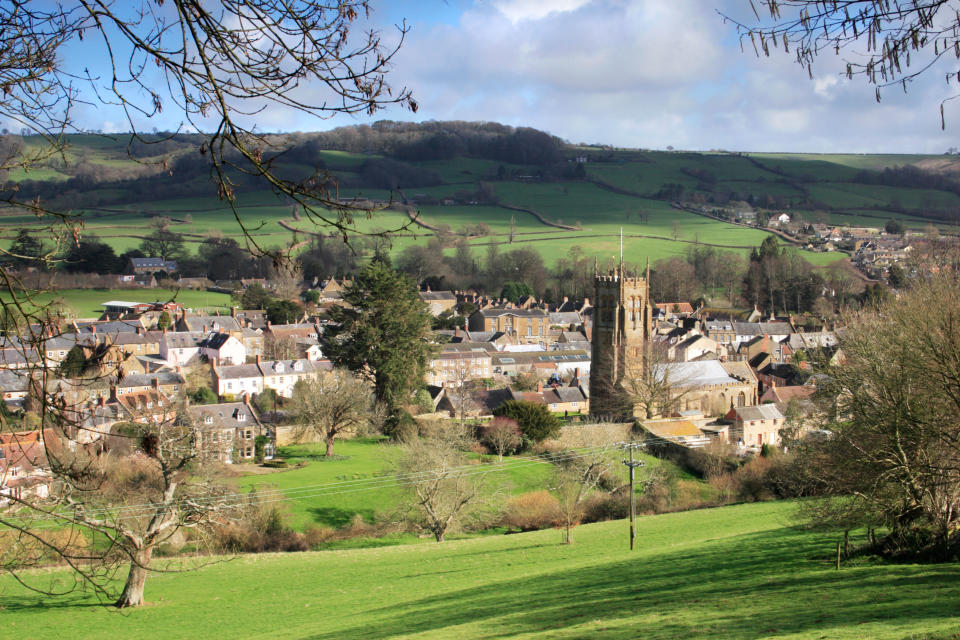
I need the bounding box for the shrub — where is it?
[493,400,561,446]
[582,492,630,523]
[501,491,560,532]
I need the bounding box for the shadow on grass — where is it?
[0,595,108,612]
[303,526,960,640]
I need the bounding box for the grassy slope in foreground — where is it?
[4,501,960,639]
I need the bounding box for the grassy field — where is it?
[0,287,233,319]
[7,140,959,271]
[3,500,960,639]
[235,438,688,532]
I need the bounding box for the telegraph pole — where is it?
[619,442,645,551]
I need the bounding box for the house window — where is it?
[226,382,233,389]
[9,467,18,477]
[205,416,213,424]
[237,413,246,422]
[279,376,284,383]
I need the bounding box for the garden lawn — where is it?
[4,501,960,639]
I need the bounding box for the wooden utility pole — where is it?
[619,442,645,551]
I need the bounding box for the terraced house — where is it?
[468,308,549,344]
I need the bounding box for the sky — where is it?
[57,0,960,153]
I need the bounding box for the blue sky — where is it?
[55,0,960,153]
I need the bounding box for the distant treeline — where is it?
[286,120,565,165]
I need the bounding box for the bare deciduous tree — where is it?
[290,370,372,456]
[550,449,612,544]
[800,274,960,559]
[1,402,236,607]
[723,1,960,126]
[395,429,487,542]
[480,417,522,462]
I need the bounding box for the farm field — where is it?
[0,287,233,319]
[5,139,960,271]
[4,500,960,639]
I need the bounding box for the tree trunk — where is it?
[434,529,445,542]
[115,546,153,608]
[325,434,335,457]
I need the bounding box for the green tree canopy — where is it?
[321,261,433,414]
[500,281,534,304]
[241,283,273,310]
[265,299,304,324]
[139,228,186,262]
[493,400,561,445]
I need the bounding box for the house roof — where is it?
[548,312,582,325]
[732,322,793,336]
[131,257,178,270]
[761,385,815,406]
[475,308,548,319]
[735,404,784,421]
[187,402,260,431]
[163,332,205,348]
[642,419,702,439]
[654,361,739,388]
[198,332,235,350]
[419,290,456,301]
[180,315,243,332]
[215,363,262,380]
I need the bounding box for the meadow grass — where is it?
[0,287,233,319]
[3,500,959,639]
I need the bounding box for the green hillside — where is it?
[4,501,959,639]
[4,132,960,272]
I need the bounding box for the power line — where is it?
[4,446,614,527]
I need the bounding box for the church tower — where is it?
[589,257,653,418]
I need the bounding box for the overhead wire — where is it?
[3,445,622,528]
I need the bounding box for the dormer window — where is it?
[275,363,284,373]
[237,412,246,422]
[204,415,213,424]
[293,361,303,371]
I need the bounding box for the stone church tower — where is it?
[590,258,653,418]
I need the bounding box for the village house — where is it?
[419,289,458,316]
[112,371,186,399]
[198,332,246,365]
[492,350,591,379]
[112,387,176,425]
[213,362,264,399]
[0,430,51,504]
[258,358,325,397]
[159,331,205,366]
[129,257,178,273]
[426,350,493,387]
[175,313,243,335]
[187,401,272,464]
[468,308,549,344]
[727,404,786,449]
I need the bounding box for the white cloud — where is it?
[489,0,593,23]
[231,0,960,153]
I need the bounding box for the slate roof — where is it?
[549,312,582,326]
[735,404,784,421]
[187,402,260,431]
[476,308,548,318]
[654,361,739,387]
[131,257,178,271]
[732,322,793,336]
[199,332,234,350]
[419,290,456,301]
